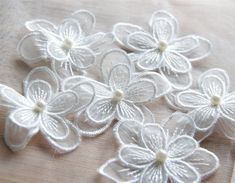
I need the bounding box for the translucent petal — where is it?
[26,80,52,104]
[47,91,77,115]
[152,18,174,42]
[141,124,166,152]
[217,116,235,140]
[184,147,219,179]
[113,22,144,48]
[169,36,199,53]
[118,145,155,168]
[71,10,95,35]
[114,120,143,145]
[59,19,81,41]
[137,50,163,70]
[125,79,156,103]
[140,163,168,183]
[165,160,200,183]
[164,51,191,73]
[99,158,142,183]
[87,98,116,123]
[47,40,68,60]
[162,112,196,138]
[40,114,69,140]
[109,64,130,91]
[69,47,95,69]
[127,32,156,51]
[117,101,144,122]
[167,136,198,159]
[43,121,80,153]
[220,92,235,121]
[25,19,57,33]
[177,90,209,109]
[201,75,226,98]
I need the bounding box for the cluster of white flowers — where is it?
[1,9,233,182]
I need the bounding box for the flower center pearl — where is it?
[112,89,124,103]
[61,38,73,52]
[33,100,46,113]
[155,149,168,164]
[211,95,221,106]
[158,41,168,52]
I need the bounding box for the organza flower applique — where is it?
[62,49,171,136]
[113,10,211,91]
[176,68,235,140]
[0,67,94,153]
[99,112,219,183]
[18,10,114,80]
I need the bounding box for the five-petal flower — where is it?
[18,10,113,80]
[99,112,219,183]
[113,10,211,91]
[0,67,94,153]
[177,68,235,139]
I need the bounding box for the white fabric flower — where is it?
[176,68,235,139]
[99,112,219,183]
[113,10,211,90]
[62,50,171,136]
[18,10,114,80]
[0,67,94,153]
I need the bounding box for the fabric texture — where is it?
[0,0,235,182]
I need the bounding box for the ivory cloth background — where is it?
[0,0,235,182]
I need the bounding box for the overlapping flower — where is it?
[18,10,113,80]
[99,112,219,183]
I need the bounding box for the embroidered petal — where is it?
[59,19,81,41]
[51,60,74,80]
[160,67,192,90]
[17,32,47,64]
[43,121,80,153]
[141,124,166,152]
[125,79,156,103]
[113,23,144,48]
[198,68,230,91]
[220,92,235,121]
[87,98,116,123]
[71,10,95,35]
[163,112,196,138]
[24,67,59,94]
[167,136,198,159]
[4,112,39,151]
[149,10,178,36]
[216,117,235,140]
[68,82,95,112]
[190,107,219,131]
[47,91,77,115]
[177,90,209,109]
[131,72,171,98]
[101,49,131,82]
[47,39,68,60]
[137,49,163,70]
[40,114,69,140]
[114,120,142,145]
[182,36,212,62]
[169,36,199,53]
[184,147,219,179]
[79,32,105,47]
[26,80,52,104]
[99,158,142,183]
[118,145,155,168]
[0,86,31,109]
[165,160,200,183]
[140,163,168,183]
[109,64,130,91]
[25,19,57,33]
[69,47,96,69]
[117,101,144,122]
[164,51,191,73]
[127,32,156,51]
[152,18,174,42]
[201,75,226,98]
